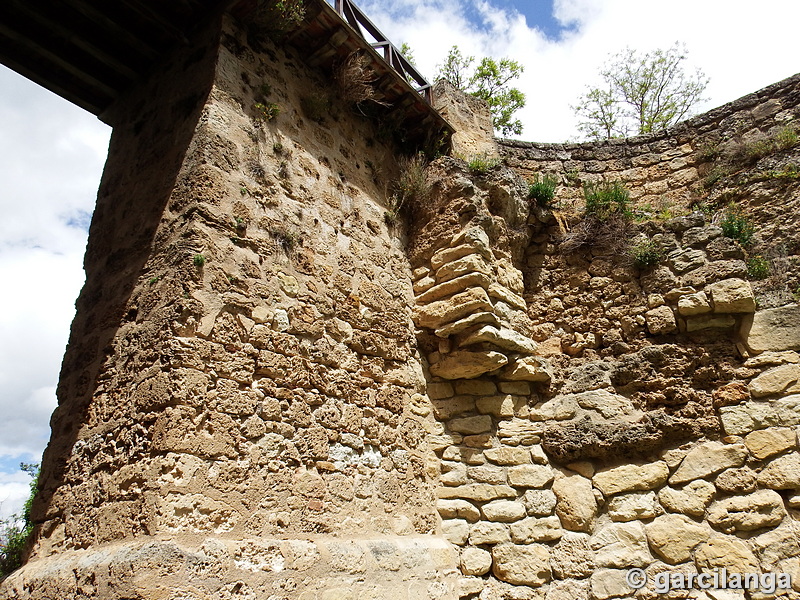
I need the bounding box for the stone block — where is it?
[744,427,796,459]
[657,480,716,517]
[708,278,756,313]
[646,514,709,564]
[481,500,526,523]
[460,547,492,576]
[706,489,786,532]
[741,304,800,354]
[645,305,677,335]
[685,313,736,332]
[550,532,595,578]
[437,484,516,502]
[484,447,531,465]
[757,452,800,489]
[429,350,508,379]
[552,472,597,532]
[571,390,636,420]
[749,364,800,398]
[470,522,510,545]
[607,491,657,521]
[508,464,555,488]
[695,535,759,573]
[510,516,562,543]
[441,519,469,545]
[592,462,669,496]
[521,489,557,516]
[448,415,493,435]
[476,395,516,417]
[413,287,493,329]
[719,402,779,435]
[590,521,652,568]
[491,543,551,586]
[677,291,712,316]
[459,325,538,354]
[436,499,480,522]
[670,441,748,484]
[502,356,553,382]
[589,569,631,600]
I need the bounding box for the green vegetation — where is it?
[465,153,501,175]
[193,254,206,268]
[148,276,160,285]
[720,207,755,246]
[746,255,771,280]
[254,102,280,122]
[574,43,708,140]
[436,46,526,136]
[300,93,330,123]
[583,180,631,220]
[528,174,558,208]
[631,240,666,269]
[251,0,306,37]
[1,463,39,580]
[387,153,430,225]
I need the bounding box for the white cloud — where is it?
[0,470,32,521]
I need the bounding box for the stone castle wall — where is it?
[3,6,800,600]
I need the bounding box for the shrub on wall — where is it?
[528,174,558,208]
[583,180,631,220]
[720,207,755,246]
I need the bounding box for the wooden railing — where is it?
[333,0,432,103]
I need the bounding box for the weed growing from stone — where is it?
[193,254,206,268]
[583,180,631,220]
[720,207,755,246]
[528,174,558,208]
[301,93,331,123]
[254,102,280,122]
[747,255,771,279]
[632,240,666,269]
[465,153,500,175]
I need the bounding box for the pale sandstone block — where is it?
[491,543,551,587]
[481,500,526,523]
[592,462,669,496]
[670,441,748,484]
[744,427,796,459]
[646,513,709,564]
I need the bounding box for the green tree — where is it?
[436,46,526,136]
[574,43,708,140]
[0,463,39,579]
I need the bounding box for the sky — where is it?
[1,0,800,520]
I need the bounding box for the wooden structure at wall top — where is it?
[0,0,453,144]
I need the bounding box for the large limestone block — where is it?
[670,441,748,484]
[749,364,800,398]
[607,492,657,521]
[741,303,800,353]
[657,480,716,517]
[470,522,510,545]
[678,291,712,316]
[429,350,508,379]
[694,535,759,573]
[509,516,563,543]
[491,543,551,587]
[589,569,632,600]
[497,419,542,445]
[437,484,516,502]
[706,489,786,532]
[416,272,492,304]
[508,464,555,488]
[757,452,800,489]
[484,447,530,465]
[436,499,480,522]
[719,401,779,436]
[459,325,538,354]
[436,254,493,284]
[645,305,677,335]
[449,415,493,435]
[708,278,756,313]
[593,462,669,496]
[550,532,595,578]
[481,500,526,523]
[752,523,800,568]
[744,427,796,459]
[460,547,492,577]
[414,287,493,329]
[590,522,652,568]
[646,514,709,564]
[441,519,470,544]
[501,356,552,382]
[552,472,597,532]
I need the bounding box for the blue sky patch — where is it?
[65,209,92,232]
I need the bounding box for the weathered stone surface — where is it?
[416,272,492,305]
[552,472,597,532]
[475,394,515,417]
[714,467,757,494]
[414,286,493,329]
[481,500,526,523]
[522,489,557,517]
[429,350,508,379]
[510,516,563,543]
[571,390,636,420]
[607,491,657,521]
[491,543,551,587]
[590,522,652,568]
[657,480,716,517]
[449,415,493,435]
[544,579,590,600]
[436,499,481,522]
[670,441,748,484]
[502,356,553,382]
[590,569,633,600]
[442,519,470,544]
[497,419,542,445]
[695,535,759,573]
[460,325,538,354]
[646,514,709,564]
[470,522,510,545]
[645,305,677,335]
[484,447,531,465]
[708,278,756,313]
[757,452,800,489]
[744,427,796,459]
[460,547,492,576]
[669,248,707,273]
[775,394,800,426]
[719,401,779,435]
[749,364,800,398]
[529,397,578,421]
[706,489,786,532]
[437,484,516,502]
[508,464,555,488]
[752,523,800,568]
[435,254,493,283]
[434,311,500,338]
[685,313,736,332]
[593,462,669,496]
[677,291,712,315]
[742,303,800,354]
[550,532,595,578]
